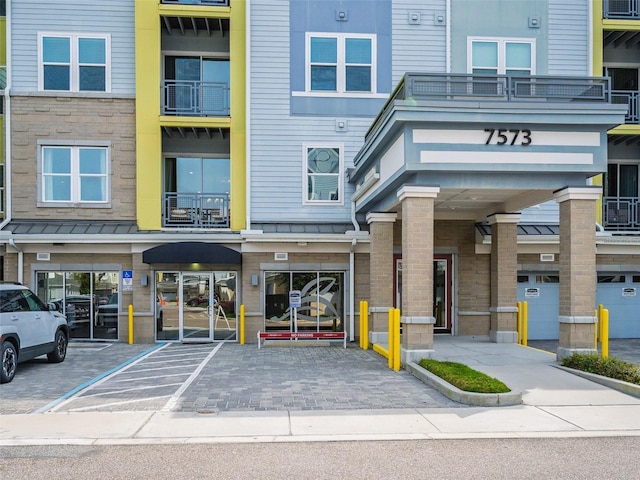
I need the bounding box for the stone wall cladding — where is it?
[10,96,137,220]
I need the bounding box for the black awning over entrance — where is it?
[142,242,241,264]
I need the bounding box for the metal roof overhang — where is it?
[142,242,241,264]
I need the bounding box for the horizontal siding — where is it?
[10,0,135,95]
[392,0,446,84]
[518,200,559,224]
[250,0,376,224]
[548,0,589,76]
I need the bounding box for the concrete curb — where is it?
[406,362,522,407]
[553,365,640,398]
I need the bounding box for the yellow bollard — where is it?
[522,301,528,347]
[388,308,394,369]
[363,301,369,350]
[240,304,245,345]
[601,308,609,359]
[393,308,401,372]
[359,301,364,349]
[598,304,604,343]
[517,301,522,345]
[128,304,134,345]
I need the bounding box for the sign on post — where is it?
[289,290,302,308]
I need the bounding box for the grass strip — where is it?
[418,359,511,393]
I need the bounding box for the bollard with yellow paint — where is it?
[393,308,401,371]
[388,308,394,369]
[522,301,528,347]
[601,308,609,359]
[128,304,134,344]
[363,301,369,350]
[359,301,364,349]
[239,304,245,345]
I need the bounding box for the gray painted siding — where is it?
[392,0,446,84]
[250,0,375,224]
[10,0,135,95]
[547,0,589,76]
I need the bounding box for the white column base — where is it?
[490,330,518,343]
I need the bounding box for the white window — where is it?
[40,146,109,205]
[304,145,343,204]
[468,37,535,76]
[306,33,376,94]
[39,33,110,92]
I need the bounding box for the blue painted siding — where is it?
[290,0,392,116]
[251,0,373,223]
[450,0,549,74]
[548,0,589,75]
[392,0,447,85]
[10,0,135,95]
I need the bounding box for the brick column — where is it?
[554,187,601,360]
[366,212,397,346]
[488,213,520,343]
[398,186,439,364]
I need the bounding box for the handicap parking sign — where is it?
[122,270,133,291]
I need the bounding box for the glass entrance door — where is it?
[156,271,237,342]
[182,273,214,341]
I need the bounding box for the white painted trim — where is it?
[487,213,521,225]
[397,186,440,201]
[366,212,397,224]
[554,187,603,203]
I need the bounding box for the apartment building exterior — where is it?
[0,1,637,360]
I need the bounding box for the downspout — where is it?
[0,0,12,230]
[8,239,23,285]
[446,0,451,73]
[348,194,361,343]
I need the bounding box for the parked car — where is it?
[50,295,96,329]
[0,282,69,383]
[95,293,163,332]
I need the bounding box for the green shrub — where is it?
[562,353,640,386]
[418,359,511,393]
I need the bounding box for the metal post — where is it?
[359,301,364,349]
[363,301,369,350]
[388,308,394,370]
[517,301,522,345]
[240,304,245,345]
[393,308,401,372]
[522,301,528,347]
[602,308,609,359]
[128,304,134,345]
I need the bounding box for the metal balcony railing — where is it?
[604,0,639,18]
[401,73,611,102]
[161,0,229,6]
[162,80,230,116]
[603,197,640,230]
[611,90,639,124]
[163,193,230,228]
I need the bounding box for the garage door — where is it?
[517,274,560,340]
[596,274,640,339]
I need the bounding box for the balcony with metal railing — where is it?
[603,197,640,230]
[604,0,639,18]
[612,90,639,124]
[161,0,229,6]
[162,80,230,116]
[163,192,230,228]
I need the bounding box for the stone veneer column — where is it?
[398,186,439,363]
[554,187,601,360]
[366,212,397,345]
[488,213,521,343]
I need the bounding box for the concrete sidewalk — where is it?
[1,337,639,445]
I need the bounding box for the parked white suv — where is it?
[0,282,69,383]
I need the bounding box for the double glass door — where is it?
[156,271,237,342]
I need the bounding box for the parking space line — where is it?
[32,343,168,414]
[161,342,224,412]
[78,382,185,398]
[107,373,192,383]
[124,363,203,374]
[67,395,173,412]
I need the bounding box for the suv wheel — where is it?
[1,341,17,383]
[47,330,68,363]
